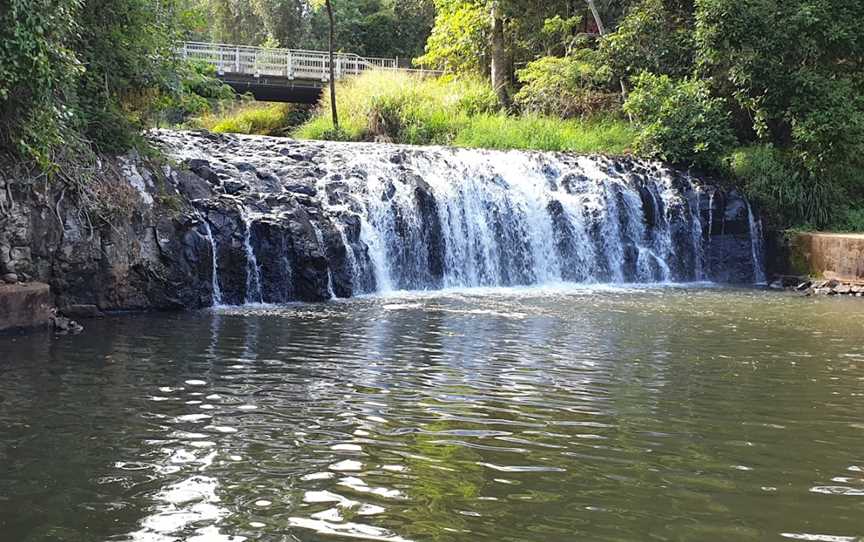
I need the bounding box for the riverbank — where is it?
[768,231,864,297]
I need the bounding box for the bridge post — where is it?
[235,46,240,73]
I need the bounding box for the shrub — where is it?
[195,102,311,136]
[624,72,736,168]
[514,51,618,119]
[729,145,835,228]
[292,70,635,154]
[0,0,82,169]
[294,70,498,144]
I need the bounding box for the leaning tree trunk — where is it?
[325,0,339,130]
[585,0,628,101]
[490,1,511,109]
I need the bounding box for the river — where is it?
[1,286,863,541]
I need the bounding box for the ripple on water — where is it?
[2,287,864,541]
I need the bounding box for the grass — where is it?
[451,114,635,154]
[293,70,635,154]
[191,102,310,136]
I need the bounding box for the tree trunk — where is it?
[325,0,339,130]
[490,1,510,109]
[585,0,628,101]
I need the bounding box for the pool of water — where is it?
[1,286,863,541]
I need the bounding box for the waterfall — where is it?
[310,221,336,299]
[746,201,767,284]
[239,208,263,304]
[153,131,764,304]
[202,220,222,306]
[322,149,709,290]
[707,192,715,248]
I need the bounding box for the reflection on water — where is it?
[1,286,864,542]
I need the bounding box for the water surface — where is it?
[1,286,863,541]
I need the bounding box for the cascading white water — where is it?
[746,201,767,284]
[153,130,766,303]
[201,220,222,306]
[319,147,707,290]
[707,192,715,248]
[310,221,336,299]
[239,208,264,303]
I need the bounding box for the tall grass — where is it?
[452,115,635,154]
[293,71,635,154]
[192,102,309,136]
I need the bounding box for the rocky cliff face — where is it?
[0,130,765,313]
[0,156,215,312]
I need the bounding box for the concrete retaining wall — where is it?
[0,282,53,333]
[787,232,864,282]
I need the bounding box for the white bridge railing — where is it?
[179,41,405,82]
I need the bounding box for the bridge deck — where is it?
[179,42,438,103]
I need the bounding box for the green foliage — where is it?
[196,102,312,135]
[0,0,234,168]
[696,0,864,227]
[514,51,617,119]
[195,0,435,60]
[414,0,490,72]
[729,146,829,228]
[624,73,735,167]
[74,0,183,153]
[540,15,584,56]
[295,71,498,142]
[838,209,864,233]
[452,115,635,154]
[601,0,695,80]
[293,70,634,153]
[730,145,864,230]
[0,0,83,168]
[163,62,236,123]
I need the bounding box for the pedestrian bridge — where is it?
[179,41,437,103]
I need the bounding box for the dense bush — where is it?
[514,51,619,119]
[601,0,695,81]
[1,0,231,167]
[292,70,634,153]
[196,102,311,135]
[0,0,83,168]
[295,71,499,143]
[161,62,236,124]
[624,73,735,167]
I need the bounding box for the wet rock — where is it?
[834,284,852,295]
[285,184,317,197]
[62,304,103,319]
[51,309,84,334]
[190,164,221,185]
[2,273,18,284]
[172,170,213,201]
[222,179,248,195]
[795,281,812,292]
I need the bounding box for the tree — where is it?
[490,1,510,107]
[324,0,339,129]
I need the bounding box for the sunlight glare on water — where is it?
[1,286,863,541]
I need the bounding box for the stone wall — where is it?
[0,283,52,332]
[787,232,864,282]
[766,231,864,297]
